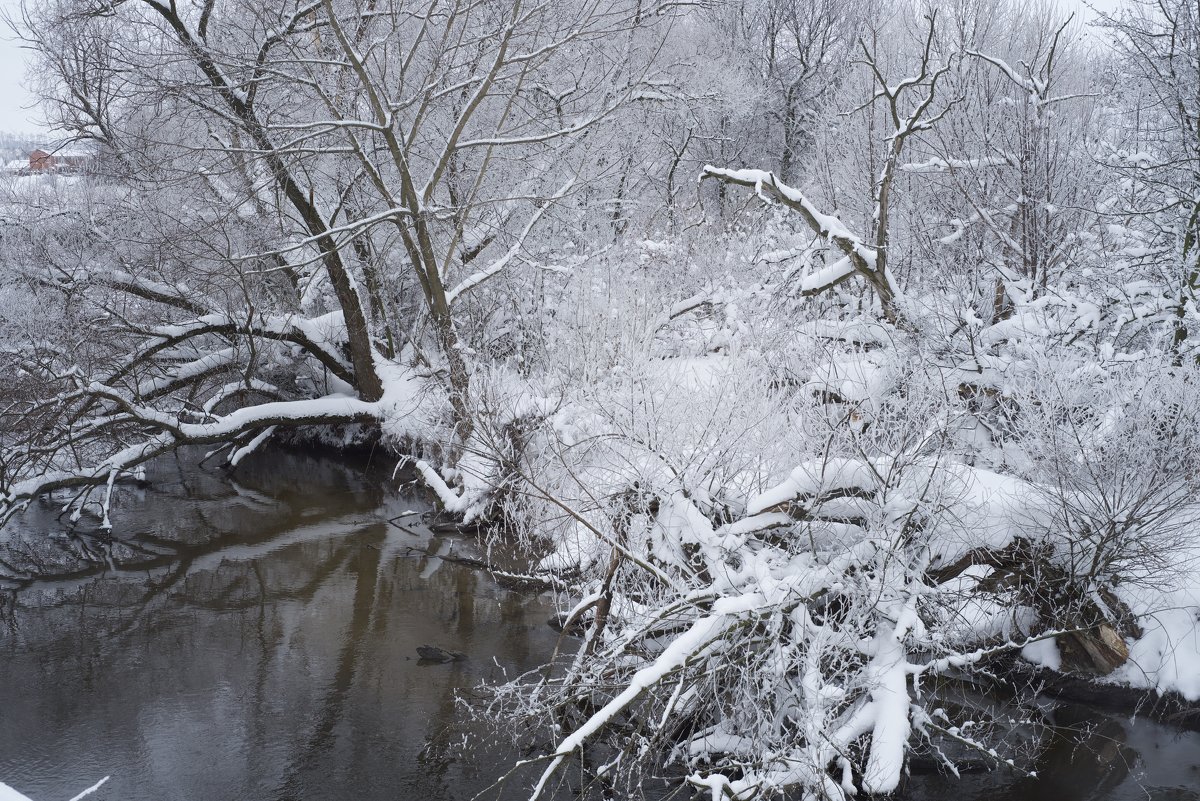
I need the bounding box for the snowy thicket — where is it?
[2,0,1200,798]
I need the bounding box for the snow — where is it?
[701,166,880,274]
[0,777,109,801]
[795,318,891,347]
[446,179,573,305]
[746,458,877,516]
[799,255,856,294]
[939,218,965,244]
[445,245,524,304]
[529,606,744,800]
[899,155,1010,172]
[1115,580,1200,702]
[537,523,608,572]
[1124,616,1200,701]
[862,622,911,794]
[67,777,109,801]
[803,351,896,410]
[1021,636,1063,671]
[36,143,95,159]
[5,6,1200,799]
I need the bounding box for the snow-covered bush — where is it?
[476,359,1063,799]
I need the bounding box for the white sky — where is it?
[0,0,39,135]
[0,0,1133,135]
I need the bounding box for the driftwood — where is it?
[930,538,1139,675]
[1012,663,1200,732]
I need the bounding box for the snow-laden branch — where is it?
[700,166,905,322]
[66,777,110,801]
[966,16,1085,112]
[0,777,110,801]
[967,50,1039,94]
[99,269,210,315]
[899,155,1012,173]
[1,359,440,527]
[116,310,354,388]
[501,440,1084,801]
[446,179,574,305]
[528,594,762,801]
[700,167,875,264]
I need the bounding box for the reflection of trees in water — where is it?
[895,702,1149,801]
[0,447,385,582]
[2,501,561,801]
[0,449,569,799]
[0,589,14,633]
[1027,707,1137,801]
[270,531,385,800]
[1,451,390,794]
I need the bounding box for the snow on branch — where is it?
[446,180,574,305]
[700,166,904,320]
[0,378,404,527]
[528,596,760,801]
[899,155,1012,173]
[700,166,874,261]
[965,15,1092,111]
[0,777,110,801]
[497,439,1076,801]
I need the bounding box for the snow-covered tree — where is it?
[4,1,1200,799]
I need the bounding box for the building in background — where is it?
[28,142,95,173]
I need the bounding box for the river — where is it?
[0,448,1197,801]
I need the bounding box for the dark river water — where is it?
[0,448,562,801]
[1,448,1198,801]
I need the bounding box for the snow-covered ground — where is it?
[0,778,107,801]
[1114,531,1200,701]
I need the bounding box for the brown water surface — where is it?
[0,448,561,801]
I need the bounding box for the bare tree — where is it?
[1,0,673,523]
[960,9,1097,293]
[1099,0,1200,364]
[702,12,955,327]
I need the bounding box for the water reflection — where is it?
[898,688,1200,801]
[0,449,561,801]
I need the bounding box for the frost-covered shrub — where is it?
[477,376,1055,799]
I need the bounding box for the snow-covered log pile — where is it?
[502,452,1053,799]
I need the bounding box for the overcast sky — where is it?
[0,0,1128,136]
[0,0,38,135]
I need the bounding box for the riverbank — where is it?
[4,443,1200,801]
